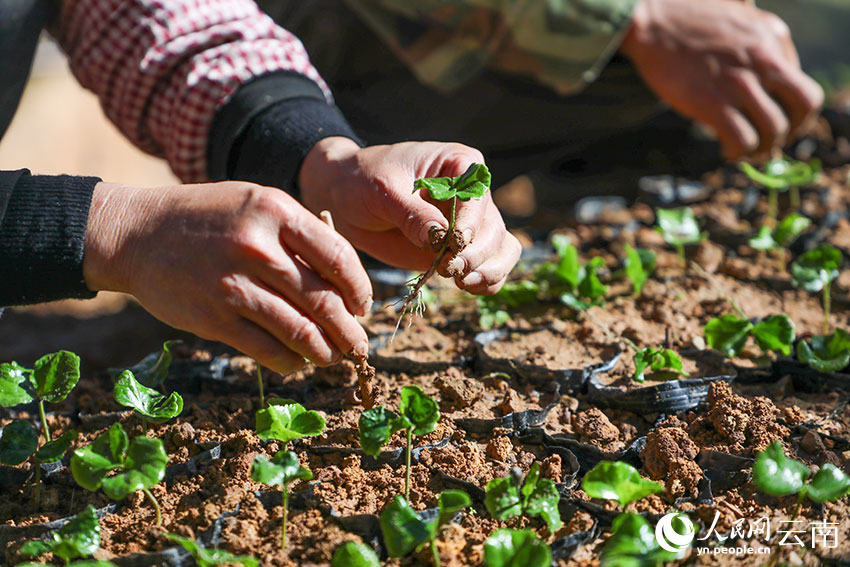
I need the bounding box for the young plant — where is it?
[113,340,179,388]
[632,347,688,383]
[655,207,706,267]
[0,351,81,442]
[535,238,608,310]
[0,420,77,507]
[397,163,491,329]
[704,313,795,357]
[484,462,562,533]
[70,422,168,526]
[791,244,842,334]
[380,489,471,566]
[740,156,821,222]
[250,450,313,551]
[19,505,101,564]
[331,542,380,567]
[166,533,258,567]
[600,512,691,567]
[581,461,664,509]
[359,385,439,501]
[477,281,539,329]
[796,328,850,372]
[484,529,551,567]
[255,398,326,444]
[624,244,657,296]
[753,441,850,521]
[113,371,183,425]
[748,212,812,254]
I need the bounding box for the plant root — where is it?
[350,350,378,410]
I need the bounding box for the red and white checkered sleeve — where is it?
[51,0,330,182]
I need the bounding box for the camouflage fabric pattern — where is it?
[343,0,638,94]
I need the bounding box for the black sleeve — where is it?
[0,170,99,307]
[207,71,363,198]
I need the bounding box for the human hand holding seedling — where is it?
[299,139,521,297]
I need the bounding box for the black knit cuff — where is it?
[0,172,99,306]
[208,71,362,197]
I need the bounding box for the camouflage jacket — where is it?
[344,0,638,94]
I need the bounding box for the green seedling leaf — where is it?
[166,533,258,567]
[435,490,471,531]
[31,351,80,403]
[797,329,850,372]
[379,495,430,558]
[775,213,811,247]
[399,385,439,436]
[524,475,562,533]
[624,245,656,296]
[740,161,791,190]
[484,528,551,567]
[118,340,179,388]
[551,234,571,258]
[704,314,753,357]
[751,314,795,356]
[749,225,778,251]
[791,244,842,293]
[414,176,454,201]
[20,505,100,562]
[0,361,34,407]
[632,347,687,383]
[331,542,380,567]
[36,429,78,463]
[655,207,706,247]
[555,242,581,291]
[559,293,597,312]
[601,512,687,567]
[804,463,850,503]
[113,371,183,424]
[485,464,562,533]
[71,422,128,492]
[477,281,539,329]
[0,420,38,465]
[582,461,664,509]
[485,475,522,521]
[578,257,608,300]
[255,399,326,443]
[753,441,811,497]
[250,450,313,487]
[101,436,167,500]
[358,406,408,457]
[413,163,491,202]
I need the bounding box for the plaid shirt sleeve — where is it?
[50,0,330,182]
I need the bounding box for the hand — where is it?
[299,138,522,295]
[83,181,372,374]
[620,0,823,160]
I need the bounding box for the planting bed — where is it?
[4,115,850,566]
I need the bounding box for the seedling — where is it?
[397,163,491,332]
[535,239,608,310]
[111,340,179,388]
[748,212,812,255]
[484,462,562,533]
[0,420,77,507]
[0,351,81,442]
[791,244,842,334]
[484,529,551,567]
[19,505,101,564]
[581,461,664,509]
[255,398,326,444]
[740,156,821,224]
[113,371,183,425]
[797,328,850,372]
[359,385,439,501]
[379,489,471,566]
[753,441,850,521]
[250,450,313,551]
[632,347,688,383]
[331,542,380,567]
[600,512,691,567]
[166,533,258,567]
[704,313,795,357]
[655,207,706,267]
[624,244,657,296]
[477,281,539,329]
[70,422,168,526]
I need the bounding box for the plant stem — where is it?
[767,188,778,228]
[281,486,289,551]
[257,363,265,409]
[790,185,800,210]
[38,400,51,442]
[675,244,685,268]
[143,488,161,527]
[432,541,441,567]
[823,282,831,335]
[33,458,41,510]
[405,427,413,502]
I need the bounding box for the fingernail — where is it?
[446,256,466,277]
[360,295,373,316]
[462,271,483,287]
